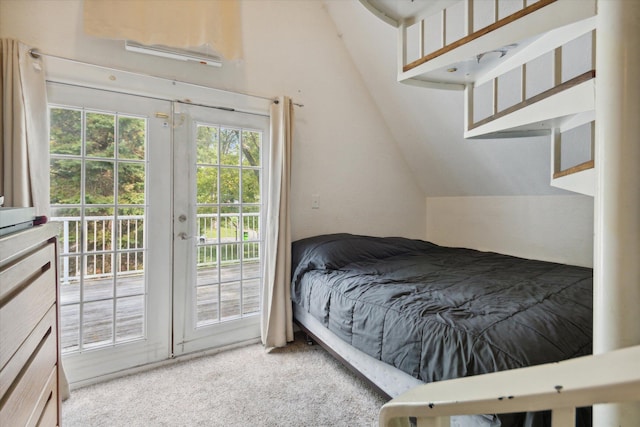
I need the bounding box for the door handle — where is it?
[178,232,206,243]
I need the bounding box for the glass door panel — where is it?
[48,83,172,383]
[173,103,268,355]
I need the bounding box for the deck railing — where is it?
[51,213,260,284]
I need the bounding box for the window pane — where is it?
[82,299,114,349]
[59,255,81,304]
[197,125,218,165]
[242,278,260,315]
[196,284,219,326]
[117,210,144,250]
[197,206,219,242]
[60,304,80,352]
[85,160,114,204]
[118,116,146,160]
[85,252,113,280]
[220,127,240,166]
[242,168,260,203]
[117,252,144,295]
[220,281,241,320]
[241,130,261,167]
[50,98,152,354]
[220,167,239,203]
[191,121,264,327]
[197,166,218,204]
[243,206,260,241]
[243,242,260,265]
[85,207,114,252]
[50,159,81,204]
[51,207,81,255]
[86,112,115,158]
[118,162,145,204]
[220,242,240,265]
[116,295,145,341]
[50,108,81,155]
[219,207,240,242]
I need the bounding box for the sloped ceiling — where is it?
[324,0,569,197]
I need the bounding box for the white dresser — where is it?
[0,224,61,426]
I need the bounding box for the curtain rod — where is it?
[28,48,303,108]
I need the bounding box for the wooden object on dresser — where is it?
[0,224,61,426]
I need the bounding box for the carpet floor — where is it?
[62,333,387,426]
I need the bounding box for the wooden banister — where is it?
[403,0,557,73]
[553,160,595,179]
[379,345,640,427]
[469,70,595,131]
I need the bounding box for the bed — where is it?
[290,233,593,427]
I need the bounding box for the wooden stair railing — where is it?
[469,70,595,131]
[403,0,558,73]
[553,160,595,180]
[379,345,640,427]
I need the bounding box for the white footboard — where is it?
[379,345,640,427]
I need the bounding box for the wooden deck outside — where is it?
[59,261,260,352]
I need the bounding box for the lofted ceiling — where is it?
[323,0,569,197]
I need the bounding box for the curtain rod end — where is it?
[273,99,304,107]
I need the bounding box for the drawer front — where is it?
[30,366,58,427]
[0,242,55,300]
[0,306,57,401]
[0,326,57,427]
[34,371,59,427]
[0,244,56,370]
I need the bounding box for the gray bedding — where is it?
[291,233,593,386]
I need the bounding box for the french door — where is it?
[48,83,268,383]
[172,102,268,355]
[48,83,173,383]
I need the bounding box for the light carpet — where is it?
[62,333,387,426]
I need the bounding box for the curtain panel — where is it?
[1,38,70,399]
[261,96,294,349]
[83,0,242,60]
[0,39,50,215]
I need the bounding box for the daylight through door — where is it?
[173,103,268,355]
[47,83,267,381]
[47,83,173,383]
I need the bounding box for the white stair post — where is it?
[594,0,640,425]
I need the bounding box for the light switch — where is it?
[311,193,320,209]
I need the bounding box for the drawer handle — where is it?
[41,261,51,273]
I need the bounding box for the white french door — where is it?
[172,102,268,356]
[48,82,268,384]
[47,83,173,384]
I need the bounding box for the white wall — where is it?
[325,0,570,197]
[426,195,594,267]
[0,0,426,241]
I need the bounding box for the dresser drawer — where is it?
[0,244,56,370]
[35,370,59,427]
[0,306,57,401]
[0,240,55,300]
[30,366,58,427]
[0,324,58,426]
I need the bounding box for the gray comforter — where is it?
[291,233,593,384]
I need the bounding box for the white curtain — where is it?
[261,97,294,349]
[83,0,242,60]
[1,39,70,399]
[0,39,49,214]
